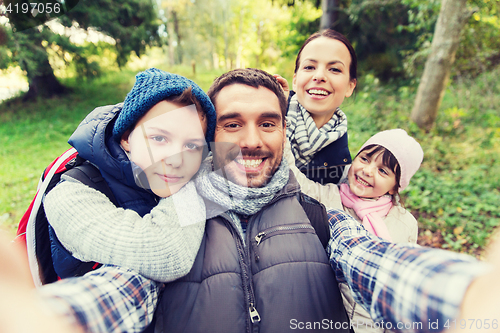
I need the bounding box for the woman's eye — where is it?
[329,67,341,73]
[303,65,315,70]
[360,156,368,162]
[379,168,388,175]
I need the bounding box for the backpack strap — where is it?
[24,148,78,287]
[46,156,118,281]
[298,192,355,333]
[298,192,330,249]
[63,156,118,206]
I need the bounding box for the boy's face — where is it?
[121,101,207,197]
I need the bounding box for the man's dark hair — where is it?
[207,68,287,124]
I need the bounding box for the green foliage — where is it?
[266,0,500,81]
[59,0,161,67]
[0,27,12,70]
[454,0,500,77]
[0,0,160,97]
[277,0,322,60]
[346,67,500,256]
[326,1,415,81]
[400,0,500,79]
[147,0,498,83]
[4,0,80,32]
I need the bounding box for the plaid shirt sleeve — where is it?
[37,265,161,333]
[327,209,490,333]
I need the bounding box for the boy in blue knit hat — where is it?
[43,68,217,283]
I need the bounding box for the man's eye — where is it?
[225,123,240,128]
[261,122,275,128]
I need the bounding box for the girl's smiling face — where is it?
[292,37,356,128]
[348,147,398,199]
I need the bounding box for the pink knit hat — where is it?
[359,129,424,191]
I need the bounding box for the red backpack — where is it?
[15,148,117,286]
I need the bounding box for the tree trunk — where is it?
[410,0,471,131]
[172,10,183,64]
[166,6,176,66]
[21,43,66,100]
[320,0,338,30]
[236,9,243,68]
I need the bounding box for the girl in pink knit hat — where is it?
[286,128,423,333]
[287,128,423,243]
[341,128,424,243]
[341,129,423,333]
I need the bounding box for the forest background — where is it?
[0,0,499,257]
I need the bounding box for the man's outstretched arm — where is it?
[38,265,161,333]
[327,209,493,333]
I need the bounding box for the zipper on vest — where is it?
[253,224,315,263]
[249,302,261,333]
[221,213,259,333]
[254,224,316,246]
[245,216,260,333]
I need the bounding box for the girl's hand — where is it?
[273,74,290,100]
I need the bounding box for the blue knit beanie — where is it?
[113,68,216,142]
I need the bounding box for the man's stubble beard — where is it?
[213,143,284,189]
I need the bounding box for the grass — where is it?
[1,64,499,257]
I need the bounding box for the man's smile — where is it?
[235,158,264,169]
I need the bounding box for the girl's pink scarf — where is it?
[339,183,393,241]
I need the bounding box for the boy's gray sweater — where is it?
[43,178,205,282]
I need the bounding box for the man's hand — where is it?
[0,231,32,289]
[0,232,84,333]
[452,231,500,332]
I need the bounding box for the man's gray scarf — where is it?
[195,155,289,239]
[286,94,347,169]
